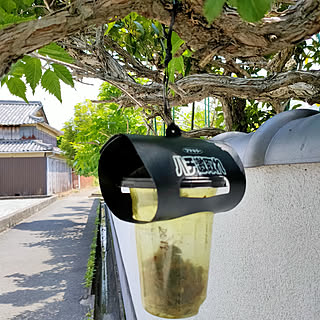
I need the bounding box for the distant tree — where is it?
[59,83,147,177]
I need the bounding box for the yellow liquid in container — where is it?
[131,188,158,222]
[132,187,216,318]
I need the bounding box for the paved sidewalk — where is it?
[0,198,49,218]
[0,188,100,320]
[0,196,58,233]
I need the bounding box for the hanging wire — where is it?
[162,0,181,137]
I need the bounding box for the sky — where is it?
[0,78,103,130]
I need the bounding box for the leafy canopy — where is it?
[0,0,40,29]
[59,83,147,177]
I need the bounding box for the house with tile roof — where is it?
[0,100,72,196]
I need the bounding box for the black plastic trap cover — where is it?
[98,134,246,223]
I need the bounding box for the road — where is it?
[0,188,99,320]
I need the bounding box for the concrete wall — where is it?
[72,173,94,189]
[112,163,320,320]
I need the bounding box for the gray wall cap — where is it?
[211,131,253,162]
[211,109,320,168]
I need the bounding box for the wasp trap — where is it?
[98,134,246,318]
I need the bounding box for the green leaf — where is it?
[8,60,25,78]
[204,0,225,23]
[0,0,16,13]
[237,0,272,22]
[6,77,28,102]
[133,21,144,35]
[129,12,138,20]
[23,56,42,94]
[1,74,8,87]
[174,56,185,75]
[13,0,25,8]
[171,32,184,55]
[38,43,74,64]
[168,56,185,82]
[0,8,35,29]
[291,104,302,110]
[23,0,34,6]
[216,115,224,127]
[105,21,116,35]
[168,61,175,83]
[151,23,159,36]
[52,63,74,87]
[227,0,238,7]
[182,49,193,57]
[41,69,62,102]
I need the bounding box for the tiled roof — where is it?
[0,140,55,153]
[0,100,47,125]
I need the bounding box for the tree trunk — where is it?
[220,97,247,132]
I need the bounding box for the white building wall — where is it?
[112,163,320,320]
[0,126,19,139]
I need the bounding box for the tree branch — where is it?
[103,35,162,83]
[87,70,320,108]
[174,71,320,105]
[182,127,225,138]
[1,0,320,79]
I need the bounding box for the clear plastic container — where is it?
[131,186,215,319]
